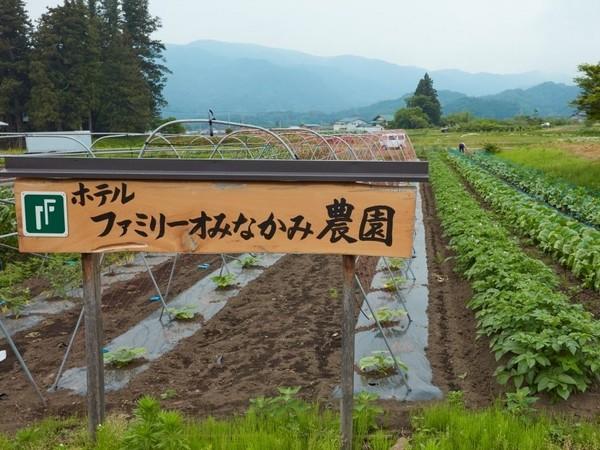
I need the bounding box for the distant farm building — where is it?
[372,114,394,127]
[333,117,383,133]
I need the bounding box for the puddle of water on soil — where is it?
[1,254,173,338]
[56,253,283,394]
[335,185,442,401]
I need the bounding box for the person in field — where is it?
[458,142,466,153]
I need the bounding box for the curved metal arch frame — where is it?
[326,135,361,160]
[338,134,377,161]
[140,119,297,160]
[211,132,264,160]
[90,133,148,151]
[142,134,181,159]
[188,134,217,148]
[0,133,95,158]
[274,133,327,161]
[273,128,342,161]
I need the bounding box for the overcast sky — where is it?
[25,0,600,76]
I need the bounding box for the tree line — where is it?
[393,66,600,130]
[0,0,168,132]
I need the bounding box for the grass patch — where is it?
[497,146,600,190]
[0,390,394,449]
[409,395,600,450]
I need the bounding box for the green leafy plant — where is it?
[122,396,189,450]
[369,306,406,325]
[0,286,30,318]
[328,287,339,299]
[471,151,600,227]
[210,273,236,289]
[353,392,384,434]
[505,387,539,415]
[383,275,406,291]
[104,347,146,368]
[167,306,197,321]
[483,142,501,153]
[446,390,465,408]
[358,351,407,376]
[430,154,600,400]
[448,152,600,290]
[42,254,82,297]
[239,255,260,269]
[248,386,309,419]
[160,388,177,400]
[387,257,405,271]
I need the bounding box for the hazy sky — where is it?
[25,0,600,76]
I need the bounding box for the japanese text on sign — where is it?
[15,180,416,257]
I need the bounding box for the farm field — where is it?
[0,128,599,449]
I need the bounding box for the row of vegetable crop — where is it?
[429,154,600,400]
[470,152,600,227]
[447,152,600,291]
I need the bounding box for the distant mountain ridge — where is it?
[339,82,579,121]
[162,40,574,118]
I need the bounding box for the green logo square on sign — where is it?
[21,192,68,237]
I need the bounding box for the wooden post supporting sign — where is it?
[81,253,105,438]
[341,254,356,450]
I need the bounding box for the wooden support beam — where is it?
[81,253,104,439]
[340,254,356,450]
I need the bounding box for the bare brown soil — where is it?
[559,142,600,160]
[0,253,218,432]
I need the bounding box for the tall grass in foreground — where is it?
[2,391,599,449]
[409,393,600,450]
[498,147,600,190]
[0,390,392,450]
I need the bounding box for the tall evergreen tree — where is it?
[28,0,97,130]
[122,0,169,116]
[406,73,442,125]
[95,0,152,131]
[0,0,31,131]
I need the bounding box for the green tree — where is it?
[393,107,431,129]
[0,0,31,131]
[122,0,169,116]
[572,62,600,121]
[28,0,97,130]
[94,0,152,131]
[406,73,441,125]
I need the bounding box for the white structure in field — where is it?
[333,118,383,133]
[25,131,92,153]
[379,132,407,150]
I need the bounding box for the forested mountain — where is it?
[162,40,573,117]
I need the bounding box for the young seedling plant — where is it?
[211,273,237,289]
[167,306,197,321]
[104,347,146,368]
[358,351,407,378]
[369,306,407,327]
[383,275,406,292]
[387,257,405,272]
[239,255,260,269]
